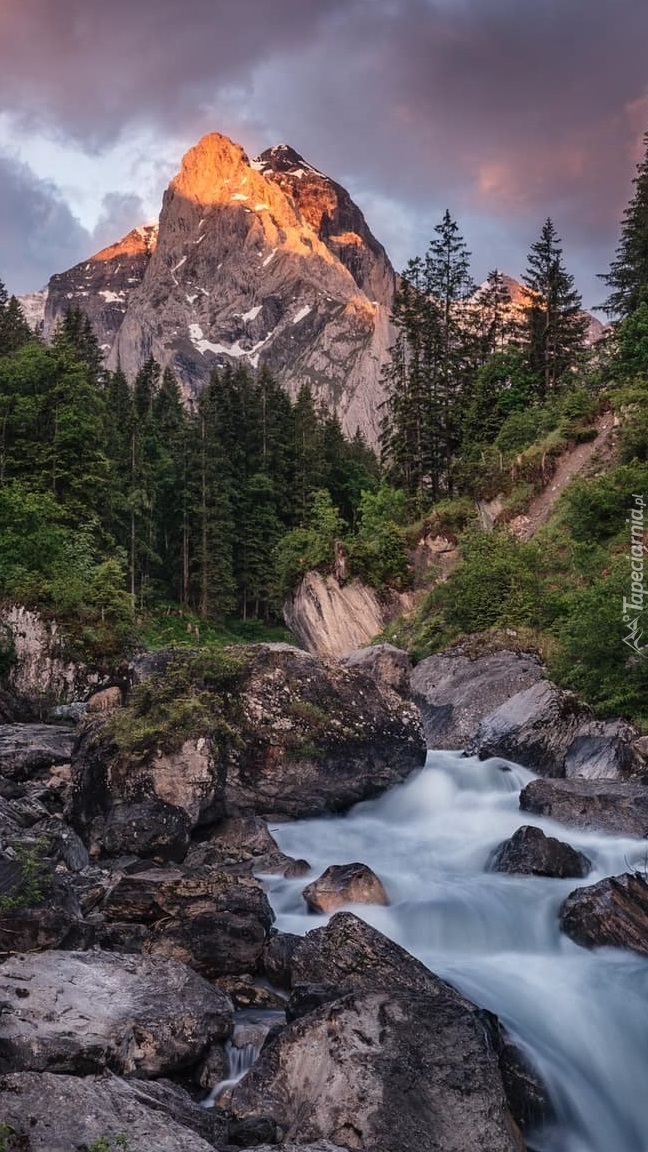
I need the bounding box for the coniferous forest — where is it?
[3,134,648,724]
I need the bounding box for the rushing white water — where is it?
[265,750,648,1152]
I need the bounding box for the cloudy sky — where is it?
[1,0,647,310]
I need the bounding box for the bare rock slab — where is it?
[0,724,74,780]
[560,873,648,955]
[520,778,648,837]
[0,949,233,1076]
[489,825,591,878]
[410,647,543,750]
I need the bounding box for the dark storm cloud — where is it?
[2,0,648,305]
[90,192,148,252]
[0,0,352,145]
[0,152,90,294]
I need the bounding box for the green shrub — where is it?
[0,842,50,913]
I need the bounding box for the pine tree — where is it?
[521,219,587,397]
[0,292,33,355]
[603,131,648,319]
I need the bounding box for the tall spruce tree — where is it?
[521,219,587,397]
[381,213,474,504]
[603,131,648,319]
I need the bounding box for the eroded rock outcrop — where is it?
[1,605,99,713]
[284,572,385,659]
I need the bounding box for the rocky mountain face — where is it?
[44,224,158,352]
[42,134,395,443]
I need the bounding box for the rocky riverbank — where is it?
[2,636,648,1150]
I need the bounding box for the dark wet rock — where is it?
[340,644,412,699]
[410,646,544,749]
[184,815,300,877]
[262,930,303,990]
[102,799,192,862]
[0,725,74,781]
[520,778,648,837]
[472,682,640,780]
[0,853,88,955]
[560,872,648,955]
[489,825,591,879]
[302,862,389,913]
[102,866,274,979]
[228,1115,281,1147]
[217,974,287,1010]
[0,1071,225,1152]
[0,949,233,1076]
[494,1029,556,1135]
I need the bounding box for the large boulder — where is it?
[489,825,591,879]
[302,862,390,913]
[410,646,544,749]
[70,645,426,841]
[0,949,233,1076]
[100,866,275,978]
[228,915,525,1151]
[472,681,640,779]
[2,605,100,712]
[560,873,648,955]
[0,1072,225,1152]
[520,778,648,837]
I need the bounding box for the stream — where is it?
[264,750,648,1152]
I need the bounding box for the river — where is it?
[265,750,648,1152]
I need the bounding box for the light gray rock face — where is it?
[410,647,544,750]
[44,132,395,445]
[0,949,233,1076]
[44,224,158,348]
[284,572,385,659]
[472,681,640,779]
[2,605,100,712]
[0,1073,224,1152]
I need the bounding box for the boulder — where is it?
[0,949,233,1076]
[262,930,303,989]
[101,866,274,978]
[0,724,74,781]
[228,987,524,1152]
[71,645,426,834]
[87,685,123,713]
[489,825,591,879]
[473,682,640,779]
[0,1072,226,1152]
[520,778,648,837]
[560,873,648,955]
[340,644,412,698]
[102,799,192,862]
[2,605,100,711]
[183,815,303,876]
[302,862,390,913]
[410,646,544,749]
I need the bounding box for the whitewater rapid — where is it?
[265,750,648,1152]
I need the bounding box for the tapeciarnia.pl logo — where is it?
[623,494,648,656]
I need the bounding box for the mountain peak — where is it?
[254,144,325,180]
[171,132,253,206]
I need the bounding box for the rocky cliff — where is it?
[43,133,395,443]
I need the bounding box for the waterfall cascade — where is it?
[264,750,648,1152]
